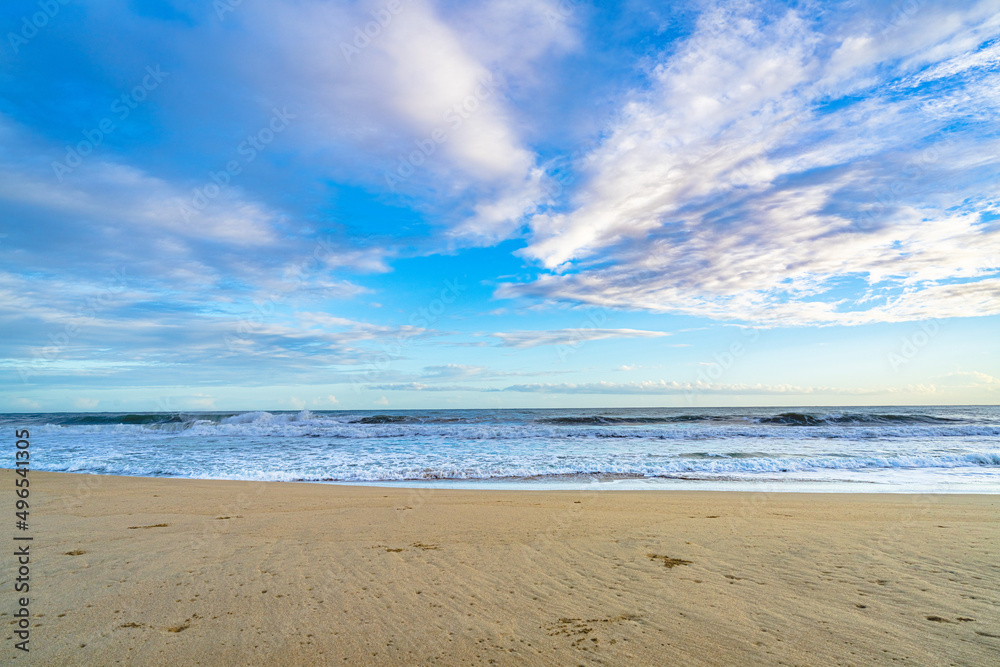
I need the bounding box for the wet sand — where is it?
[6,471,999,665]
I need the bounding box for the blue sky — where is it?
[2,0,999,412]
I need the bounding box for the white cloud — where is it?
[377,3,533,181]
[370,383,480,392]
[296,312,430,341]
[940,370,1000,390]
[10,164,278,264]
[495,380,882,395]
[491,328,672,348]
[0,113,389,300]
[420,364,489,380]
[450,0,579,81]
[253,0,562,241]
[501,1,1000,325]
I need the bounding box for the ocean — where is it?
[5,406,1000,492]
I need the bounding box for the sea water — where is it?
[4,406,999,492]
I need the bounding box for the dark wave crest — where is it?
[756,412,962,426]
[538,415,729,425]
[351,414,421,424]
[57,413,216,426]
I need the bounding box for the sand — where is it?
[5,471,999,665]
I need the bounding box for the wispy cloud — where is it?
[492,380,885,395]
[233,0,570,241]
[500,1,1000,325]
[368,379,941,396]
[491,328,671,348]
[369,383,483,392]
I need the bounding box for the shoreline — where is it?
[21,468,1000,494]
[8,471,999,664]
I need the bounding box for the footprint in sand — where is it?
[648,554,692,569]
[166,620,190,633]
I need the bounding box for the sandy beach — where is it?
[6,471,999,665]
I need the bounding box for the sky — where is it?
[1,0,999,412]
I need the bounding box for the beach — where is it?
[7,471,999,665]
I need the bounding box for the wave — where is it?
[351,414,422,424]
[57,413,214,426]
[39,450,1000,483]
[219,410,319,425]
[537,415,732,425]
[755,412,962,426]
[34,410,327,433]
[675,451,772,459]
[537,412,969,426]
